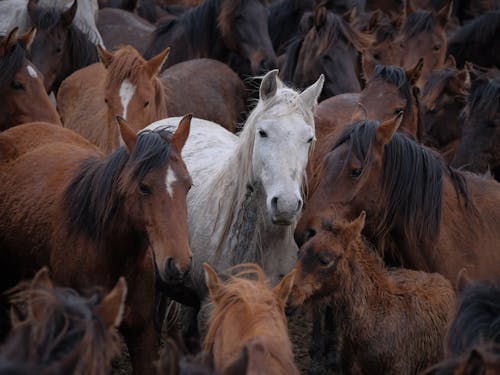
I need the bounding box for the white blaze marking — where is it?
[27,65,38,78]
[119,79,136,120]
[166,166,177,197]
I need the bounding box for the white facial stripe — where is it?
[166,166,177,197]
[119,79,136,120]
[27,65,38,78]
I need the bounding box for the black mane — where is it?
[465,76,500,119]
[404,10,436,39]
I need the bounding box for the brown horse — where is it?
[58,45,169,153]
[452,75,500,181]
[26,0,98,93]
[296,116,500,283]
[0,27,61,130]
[289,212,455,375]
[0,116,192,374]
[144,0,277,77]
[203,263,298,375]
[281,5,372,100]
[0,267,125,375]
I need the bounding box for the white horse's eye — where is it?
[258,130,268,138]
[307,137,314,143]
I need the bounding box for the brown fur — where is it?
[289,213,455,375]
[203,263,299,375]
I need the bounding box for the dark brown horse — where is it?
[281,5,371,100]
[27,0,98,93]
[289,212,455,375]
[452,75,500,181]
[296,116,500,283]
[0,27,61,130]
[0,116,193,374]
[144,0,277,77]
[0,267,125,375]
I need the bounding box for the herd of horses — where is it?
[0,0,499,374]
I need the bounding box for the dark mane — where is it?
[1,282,120,374]
[0,40,26,88]
[403,10,436,38]
[464,76,500,119]
[64,129,172,243]
[446,280,500,356]
[333,120,443,251]
[422,68,457,98]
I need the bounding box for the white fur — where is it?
[119,79,135,120]
[166,166,177,198]
[27,65,38,78]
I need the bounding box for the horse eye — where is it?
[104,98,108,104]
[393,108,404,116]
[139,183,152,195]
[350,168,362,178]
[55,47,62,53]
[373,53,381,60]
[307,137,314,143]
[144,101,149,108]
[10,81,25,91]
[318,255,331,266]
[258,130,268,138]
[433,44,441,52]
[486,121,497,129]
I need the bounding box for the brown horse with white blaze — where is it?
[0,116,193,374]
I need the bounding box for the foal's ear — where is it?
[203,263,222,302]
[405,57,424,86]
[146,47,170,78]
[273,270,295,304]
[361,52,376,82]
[437,0,453,28]
[347,211,366,238]
[61,0,78,27]
[314,6,328,29]
[31,267,54,290]
[17,27,36,51]
[260,69,280,101]
[445,54,456,69]
[95,277,127,329]
[300,74,324,109]
[0,27,19,58]
[463,349,485,375]
[116,116,138,152]
[375,112,403,146]
[455,268,472,294]
[170,114,191,152]
[97,44,113,69]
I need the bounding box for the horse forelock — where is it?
[464,77,500,119]
[422,68,460,108]
[28,6,65,30]
[403,10,436,38]
[106,47,149,89]
[0,40,26,88]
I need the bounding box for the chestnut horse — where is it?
[144,0,277,77]
[289,212,455,375]
[0,116,192,374]
[0,268,125,375]
[296,116,500,283]
[58,45,169,153]
[203,263,298,375]
[0,27,61,130]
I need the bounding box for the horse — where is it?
[421,56,469,160]
[447,11,500,69]
[25,0,99,93]
[397,0,452,88]
[281,5,371,100]
[451,75,500,181]
[203,263,299,375]
[295,116,500,283]
[364,10,403,67]
[57,45,169,153]
[288,211,455,375]
[0,27,61,130]
[160,58,248,133]
[146,71,324,292]
[0,267,125,375]
[0,116,193,374]
[143,0,277,77]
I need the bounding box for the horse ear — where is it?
[97,44,113,68]
[361,52,376,82]
[146,47,170,78]
[404,0,415,18]
[61,0,78,27]
[455,268,472,294]
[342,6,357,24]
[348,211,366,238]
[0,27,19,58]
[300,74,324,109]
[260,69,280,101]
[437,0,453,28]
[458,67,471,92]
[170,114,191,152]
[405,57,424,86]
[17,27,36,51]
[375,111,403,146]
[445,54,456,68]
[95,277,127,329]
[315,6,328,29]
[273,270,295,305]
[463,349,485,375]
[224,346,249,375]
[368,9,383,32]
[203,263,222,302]
[299,12,314,33]
[27,0,39,21]
[116,116,138,152]
[31,267,54,289]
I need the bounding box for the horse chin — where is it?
[271,216,294,226]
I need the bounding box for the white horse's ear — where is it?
[300,74,324,108]
[260,69,280,101]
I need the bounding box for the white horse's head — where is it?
[247,70,324,225]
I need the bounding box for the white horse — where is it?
[146,70,324,287]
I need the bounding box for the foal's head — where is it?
[203,263,297,374]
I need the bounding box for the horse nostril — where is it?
[305,228,316,242]
[271,196,278,212]
[297,198,303,212]
[259,58,277,73]
[165,257,181,279]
